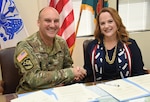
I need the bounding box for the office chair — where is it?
[0,47,22,94]
[83,39,93,82]
[83,39,93,61]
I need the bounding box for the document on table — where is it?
[11,83,100,102]
[53,83,100,102]
[126,74,150,92]
[11,90,58,102]
[97,76,150,102]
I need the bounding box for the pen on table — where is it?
[103,83,120,87]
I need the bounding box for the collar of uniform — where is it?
[37,32,62,55]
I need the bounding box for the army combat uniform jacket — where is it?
[14,32,75,93]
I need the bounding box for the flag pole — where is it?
[75,5,83,36]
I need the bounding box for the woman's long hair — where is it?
[94,7,129,44]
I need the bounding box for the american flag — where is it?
[49,0,76,55]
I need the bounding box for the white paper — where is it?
[11,90,58,102]
[127,74,150,91]
[53,83,100,102]
[97,78,149,101]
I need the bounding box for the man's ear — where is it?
[37,19,40,27]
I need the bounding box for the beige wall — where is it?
[14,0,48,35]
[0,0,150,80]
[129,32,150,69]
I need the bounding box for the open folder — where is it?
[97,74,150,102]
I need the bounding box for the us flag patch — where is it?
[17,50,28,62]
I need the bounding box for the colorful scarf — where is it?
[91,42,131,82]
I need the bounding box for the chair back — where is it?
[0,47,22,94]
[83,39,94,82]
[83,39,93,60]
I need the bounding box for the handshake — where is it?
[72,67,87,81]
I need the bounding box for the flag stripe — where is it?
[66,32,75,48]
[49,0,76,54]
[49,0,55,7]
[62,21,75,40]
[59,0,73,26]
[55,0,68,13]
[58,10,74,36]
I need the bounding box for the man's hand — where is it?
[72,67,87,81]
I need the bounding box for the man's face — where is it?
[38,8,60,40]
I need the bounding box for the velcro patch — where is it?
[22,58,34,70]
[17,50,28,62]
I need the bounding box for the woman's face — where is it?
[99,12,118,38]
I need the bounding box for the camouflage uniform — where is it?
[14,31,75,94]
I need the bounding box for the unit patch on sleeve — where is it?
[21,58,34,70]
[17,50,28,62]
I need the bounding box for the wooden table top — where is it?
[0,93,17,102]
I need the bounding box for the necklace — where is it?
[104,44,117,64]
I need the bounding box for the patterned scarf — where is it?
[91,42,131,82]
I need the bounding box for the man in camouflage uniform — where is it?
[14,7,86,94]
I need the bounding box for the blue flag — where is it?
[0,0,28,49]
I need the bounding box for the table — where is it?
[0,93,17,102]
[0,82,97,102]
[0,81,150,102]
